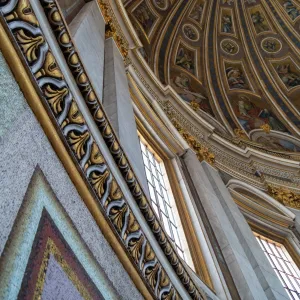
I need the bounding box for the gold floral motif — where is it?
[90,169,110,197]
[68,131,90,159]
[260,123,271,133]
[5,0,39,26]
[234,128,248,140]
[109,179,123,201]
[16,30,44,62]
[128,235,144,263]
[110,204,128,232]
[268,185,300,209]
[35,52,63,79]
[67,102,84,125]
[190,100,200,111]
[145,262,159,289]
[99,1,128,58]
[44,85,68,115]
[89,142,105,165]
[173,120,215,165]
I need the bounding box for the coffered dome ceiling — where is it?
[123,0,300,154]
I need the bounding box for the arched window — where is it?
[139,136,188,261]
[254,233,300,299]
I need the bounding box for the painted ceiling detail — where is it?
[124,0,300,152]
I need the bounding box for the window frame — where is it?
[139,135,186,259]
[254,233,300,300]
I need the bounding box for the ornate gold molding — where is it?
[172,120,215,165]
[260,124,272,134]
[98,0,128,58]
[268,185,300,209]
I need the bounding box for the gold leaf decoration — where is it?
[90,142,104,165]
[68,131,90,159]
[260,123,271,133]
[109,179,123,201]
[268,185,300,209]
[145,263,159,289]
[16,29,44,62]
[44,85,68,115]
[110,204,128,232]
[90,169,110,197]
[128,235,144,263]
[67,102,85,125]
[173,120,215,165]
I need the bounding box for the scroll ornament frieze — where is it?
[268,185,300,209]
[39,1,205,298]
[0,0,206,298]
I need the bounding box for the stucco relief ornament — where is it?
[183,24,199,41]
[260,123,271,133]
[190,99,200,111]
[234,128,248,139]
[221,39,239,55]
[261,38,282,54]
[268,185,300,209]
[173,121,215,165]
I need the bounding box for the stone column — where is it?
[182,149,289,300]
[103,38,149,198]
[69,0,105,102]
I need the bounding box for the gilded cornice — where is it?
[0,0,206,298]
[98,0,129,58]
[172,120,215,165]
[268,185,300,209]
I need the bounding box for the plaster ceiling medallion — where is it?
[221,39,239,55]
[124,0,300,153]
[182,23,200,42]
[261,37,282,54]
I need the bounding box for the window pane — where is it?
[140,141,146,154]
[148,183,156,203]
[255,234,300,300]
[152,202,159,217]
[166,203,175,223]
[157,194,166,214]
[139,137,188,262]
[142,153,149,168]
[154,177,161,193]
[150,162,157,177]
[145,167,152,183]
[162,213,171,237]
[162,188,170,204]
[172,223,181,246]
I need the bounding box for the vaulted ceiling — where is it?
[124,0,300,153]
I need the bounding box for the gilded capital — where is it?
[268,185,300,209]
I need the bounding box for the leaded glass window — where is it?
[139,138,186,260]
[255,234,300,300]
